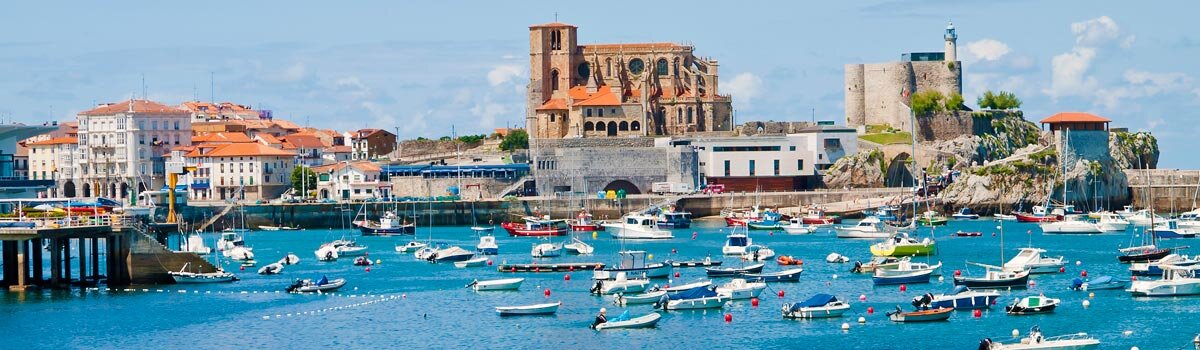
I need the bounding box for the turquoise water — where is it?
[3,219,1200,349]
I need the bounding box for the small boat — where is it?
[656,210,692,229]
[740,244,776,261]
[240,260,257,268]
[834,217,893,239]
[952,208,980,220]
[873,258,942,278]
[917,211,949,226]
[286,276,346,293]
[354,210,415,236]
[315,244,339,261]
[183,234,212,255]
[257,262,284,275]
[851,256,901,273]
[330,240,368,256]
[776,255,804,266]
[782,294,851,319]
[1127,265,1200,296]
[654,286,729,310]
[1040,215,1101,234]
[1095,212,1130,232]
[352,256,374,266]
[476,235,499,255]
[979,326,1100,350]
[216,231,246,252]
[715,278,767,299]
[413,247,436,260]
[664,280,713,295]
[995,213,1018,221]
[594,250,671,279]
[746,211,787,230]
[870,232,937,257]
[563,237,594,255]
[531,242,563,258]
[591,273,651,295]
[257,225,282,231]
[1003,247,1065,274]
[279,254,301,265]
[454,257,488,268]
[799,207,839,225]
[668,257,722,268]
[1125,209,1165,226]
[395,241,427,253]
[1005,295,1060,315]
[502,217,569,237]
[470,226,496,234]
[1015,206,1063,223]
[887,306,953,322]
[614,290,668,305]
[605,213,674,239]
[744,268,804,282]
[469,277,524,291]
[722,229,752,255]
[496,301,561,316]
[954,266,1030,289]
[571,210,606,231]
[1129,254,1200,276]
[428,246,475,263]
[594,312,662,330]
[782,218,817,235]
[1069,276,1126,291]
[224,246,255,261]
[1150,220,1199,239]
[928,285,1001,310]
[826,253,850,264]
[705,263,765,277]
[1117,244,1172,264]
[169,263,238,284]
[873,268,933,286]
[954,231,983,237]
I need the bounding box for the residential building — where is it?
[180,101,264,122]
[312,161,387,201]
[0,123,56,199]
[76,99,192,201]
[282,133,329,167]
[348,129,396,160]
[181,143,296,201]
[26,136,77,197]
[323,145,352,164]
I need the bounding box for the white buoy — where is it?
[938,276,945,282]
[1082,300,1091,308]
[1131,347,1139,350]
[857,316,866,324]
[832,274,839,280]
[1012,329,1020,337]
[262,316,270,320]
[1076,260,1082,266]
[841,322,850,331]
[1124,330,1133,336]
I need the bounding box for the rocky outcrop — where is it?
[1109,131,1159,169]
[939,145,1056,212]
[822,150,886,188]
[921,115,1043,174]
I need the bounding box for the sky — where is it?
[2,1,1198,166]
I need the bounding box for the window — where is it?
[598,108,604,117]
[687,107,693,123]
[629,58,645,75]
[577,62,590,79]
[585,109,592,117]
[611,108,617,115]
[789,146,796,151]
[550,69,559,91]
[712,146,782,152]
[549,113,556,122]
[774,160,780,176]
[819,154,823,160]
[174,121,180,130]
[151,121,158,130]
[748,160,755,176]
[656,58,669,76]
[724,160,730,177]
[798,159,804,171]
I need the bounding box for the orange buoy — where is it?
[751,297,759,307]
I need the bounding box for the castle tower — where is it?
[944,21,957,62]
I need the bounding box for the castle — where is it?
[525,22,733,139]
[844,22,963,131]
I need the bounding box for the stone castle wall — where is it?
[530,146,697,195]
[915,111,991,142]
[844,64,866,127]
[845,60,962,132]
[532,137,655,149]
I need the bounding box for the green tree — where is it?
[457,134,487,143]
[945,92,965,111]
[500,129,529,151]
[290,166,317,195]
[438,136,452,141]
[910,90,946,115]
[977,90,1023,110]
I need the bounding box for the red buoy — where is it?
[674,272,681,278]
[564,274,570,281]
[488,260,493,266]
[240,266,245,271]
[692,232,698,240]
[534,267,540,272]
[1081,270,1088,277]
[858,294,867,301]
[973,309,982,318]
[671,248,677,254]
[544,288,551,297]
[769,231,774,236]
[867,307,874,314]
[777,290,785,298]
[1131,276,1138,281]
[724,313,732,322]
[899,284,907,292]
[751,297,759,307]
[365,267,371,272]
[954,269,962,276]
[1059,266,1065,273]
[569,266,574,272]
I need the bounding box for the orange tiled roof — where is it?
[311,161,381,173]
[1040,112,1112,124]
[192,132,253,144]
[325,145,351,153]
[567,85,621,107]
[536,98,568,110]
[26,136,77,146]
[80,99,189,116]
[255,134,283,144]
[281,134,328,148]
[186,143,295,158]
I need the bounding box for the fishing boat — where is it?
[1039,215,1101,234]
[654,286,729,310]
[1127,265,1200,296]
[605,213,673,240]
[954,266,1030,289]
[715,278,767,299]
[428,246,475,263]
[495,301,561,316]
[395,241,426,253]
[593,312,662,330]
[978,327,1100,350]
[570,209,605,232]
[869,232,936,257]
[722,228,752,255]
[1150,220,1199,239]
[873,267,933,286]
[593,250,671,279]
[1005,295,1060,315]
[917,211,949,226]
[746,211,786,230]
[1015,205,1062,223]
[1003,248,1065,274]
[169,263,238,283]
[740,244,775,261]
[834,217,893,239]
[1129,254,1200,276]
[744,268,804,282]
[469,277,524,291]
[887,306,953,322]
[286,276,346,293]
[476,235,499,255]
[657,210,692,229]
[667,257,723,268]
[257,262,283,275]
[851,256,902,274]
[705,263,765,277]
[952,208,980,220]
[1069,276,1126,291]
[1095,212,1130,232]
[590,273,651,295]
[614,290,668,305]
[776,255,803,266]
[1118,244,1172,264]
[928,286,1000,310]
[781,294,851,319]
[453,257,488,268]
[782,218,817,234]
[531,242,563,258]
[502,217,569,237]
[563,237,594,255]
[799,207,839,225]
[354,210,415,236]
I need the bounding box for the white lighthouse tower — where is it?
[944,21,958,62]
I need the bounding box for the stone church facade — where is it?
[526,22,733,139]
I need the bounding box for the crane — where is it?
[165,159,197,224]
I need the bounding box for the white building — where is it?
[657,123,858,192]
[179,142,297,201]
[312,161,388,201]
[26,136,77,197]
[76,100,192,201]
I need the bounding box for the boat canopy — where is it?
[792,294,837,310]
[668,286,717,300]
[316,275,329,286]
[946,285,969,295]
[1089,275,1113,285]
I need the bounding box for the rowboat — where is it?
[496,301,561,316]
[454,257,489,268]
[705,263,765,277]
[469,278,524,291]
[286,276,346,293]
[614,290,668,305]
[744,268,803,282]
[887,306,953,322]
[1005,295,1060,315]
[782,294,851,319]
[594,312,662,330]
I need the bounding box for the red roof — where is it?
[1040,112,1112,124]
[325,145,351,153]
[80,99,189,116]
[536,98,568,111]
[26,136,77,146]
[575,90,621,106]
[281,134,328,148]
[311,161,381,173]
[186,143,296,158]
[192,132,253,144]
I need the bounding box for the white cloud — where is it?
[1093,70,1194,110]
[1071,16,1134,48]
[1044,47,1097,99]
[722,72,763,109]
[965,39,1010,62]
[486,65,523,87]
[280,62,308,82]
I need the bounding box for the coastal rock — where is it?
[822,150,885,188]
[1109,131,1159,169]
[939,146,1056,212]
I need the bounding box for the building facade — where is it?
[312,161,387,201]
[26,136,77,197]
[180,143,296,201]
[76,100,193,201]
[526,22,733,139]
[348,129,396,160]
[845,22,963,131]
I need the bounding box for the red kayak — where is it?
[1015,212,1061,223]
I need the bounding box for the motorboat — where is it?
[740,245,776,261]
[495,301,561,316]
[869,232,936,257]
[1150,220,1199,239]
[471,225,496,234]
[744,268,803,282]
[826,252,851,264]
[1128,265,1200,296]
[428,246,475,263]
[183,234,212,255]
[995,213,1018,221]
[654,286,729,310]
[799,207,839,225]
[502,217,569,237]
[258,225,299,231]
[746,211,787,230]
[722,229,752,255]
[1125,209,1165,226]
[952,208,980,220]
[1129,254,1200,276]
[873,258,942,278]
[887,306,952,322]
[314,244,339,261]
[224,246,255,261]
[917,211,949,226]
[614,289,668,305]
[531,242,563,258]
[1005,295,1060,315]
[781,294,851,319]
[286,276,346,293]
[453,257,488,268]
[591,273,651,295]
[476,235,499,255]
[563,237,594,255]
[1003,247,1065,274]
[216,231,246,252]
[570,210,606,231]
[667,257,722,268]
[413,247,437,261]
[169,263,238,283]
[954,266,1030,289]
[1015,205,1062,223]
[1095,212,1130,232]
[354,210,415,236]
[835,217,893,239]
[1039,215,1101,234]
[722,206,762,227]
[1117,244,1172,264]
[353,256,374,266]
[605,214,674,240]
[594,251,670,280]
[705,263,765,277]
[657,210,692,229]
[1069,276,1126,291]
[928,286,1000,310]
[851,256,902,274]
[715,278,767,299]
[782,218,817,234]
[873,267,933,286]
[870,206,901,221]
[395,241,426,253]
[979,327,1100,350]
[257,262,284,275]
[594,312,662,330]
[331,239,368,256]
[469,278,524,291]
[664,280,713,295]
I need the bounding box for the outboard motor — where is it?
[851,261,863,273]
[1070,278,1084,291]
[590,281,603,295]
[286,279,304,293]
[910,293,934,309]
[977,338,993,350]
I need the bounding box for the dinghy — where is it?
[614,290,668,305]
[469,278,524,291]
[1069,276,1126,291]
[1005,295,1060,315]
[740,245,776,261]
[979,327,1100,350]
[454,257,489,268]
[654,286,729,310]
[782,294,851,319]
[563,237,594,255]
[496,301,561,316]
[594,312,662,330]
[715,278,767,299]
[705,263,765,277]
[286,276,346,293]
[257,262,284,275]
[353,256,373,266]
[744,268,803,282]
[887,306,952,322]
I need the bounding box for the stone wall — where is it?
[844,64,866,127]
[390,176,522,199]
[530,146,698,195]
[915,111,990,142]
[531,137,655,149]
[845,61,962,131]
[733,121,820,136]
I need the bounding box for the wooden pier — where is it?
[497,262,606,273]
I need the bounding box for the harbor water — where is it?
[2,218,1198,349]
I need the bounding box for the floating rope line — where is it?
[84,287,374,299]
[260,294,400,320]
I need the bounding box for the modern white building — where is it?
[76,100,192,201]
[657,123,858,192]
[26,136,77,197]
[312,161,388,201]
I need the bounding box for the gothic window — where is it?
[673,58,680,76]
[629,58,645,75]
[656,59,669,76]
[584,122,594,131]
[578,62,590,80]
[677,108,683,124]
[687,107,694,123]
[550,30,562,50]
[550,69,560,92]
[606,58,612,76]
[549,113,556,122]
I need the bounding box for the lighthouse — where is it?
[944,21,958,62]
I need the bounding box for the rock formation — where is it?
[822,150,886,188]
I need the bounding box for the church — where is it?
[525,22,733,139]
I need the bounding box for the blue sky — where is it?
[2,1,1197,166]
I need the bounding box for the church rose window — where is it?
[629,58,645,75]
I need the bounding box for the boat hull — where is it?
[953,274,1029,289]
[615,290,668,305]
[595,312,662,330]
[930,292,999,310]
[1118,248,1171,264]
[598,263,672,279]
[473,278,524,291]
[870,243,936,257]
[705,264,765,277]
[1016,213,1061,223]
[664,296,728,310]
[356,222,415,236]
[783,303,851,319]
[888,307,952,322]
[873,270,932,286]
[744,268,803,282]
[496,302,560,316]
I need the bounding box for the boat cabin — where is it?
[725,234,750,248]
[625,215,656,227]
[1161,265,1200,280]
[616,250,651,269]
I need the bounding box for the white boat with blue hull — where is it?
[593,250,671,279]
[873,268,933,286]
[980,326,1101,350]
[1129,253,1199,276]
[476,235,498,255]
[927,286,1000,310]
[654,286,729,310]
[1069,276,1126,291]
[782,294,851,319]
[744,268,803,282]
